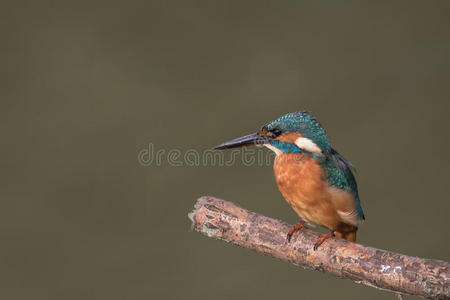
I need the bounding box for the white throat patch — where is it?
[294,137,322,154]
[264,144,282,156]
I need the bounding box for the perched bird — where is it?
[214,111,365,250]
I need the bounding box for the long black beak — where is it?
[213,132,266,150]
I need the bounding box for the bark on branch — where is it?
[188,196,449,299]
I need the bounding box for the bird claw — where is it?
[313,242,320,251]
[313,230,335,251]
[286,221,308,243]
[286,232,293,243]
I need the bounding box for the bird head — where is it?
[213,111,331,155]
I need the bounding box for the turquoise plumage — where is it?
[214,110,365,249]
[269,138,365,221]
[264,111,331,154]
[265,111,364,220]
[323,148,365,220]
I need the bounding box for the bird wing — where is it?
[321,148,365,220]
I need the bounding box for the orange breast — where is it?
[273,153,357,230]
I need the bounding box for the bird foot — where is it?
[286,220,308,242]
[313,230,335,251]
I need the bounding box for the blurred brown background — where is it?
[1,1,449,299]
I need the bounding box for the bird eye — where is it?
[272,128,282,137]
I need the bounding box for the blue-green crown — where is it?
[262,111,331,154]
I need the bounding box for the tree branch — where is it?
[188,196,449,299]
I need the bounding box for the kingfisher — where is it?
[213,111,365,250]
